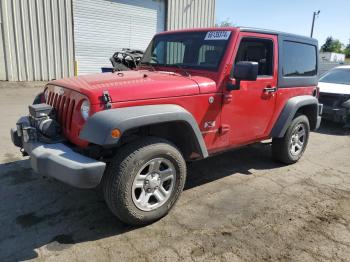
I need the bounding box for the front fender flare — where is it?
[79,104,208,158]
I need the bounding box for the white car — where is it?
[318,65,350,127]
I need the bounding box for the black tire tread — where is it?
[103,137,186,226]
[272,115,310,164]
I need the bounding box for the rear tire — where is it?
[272,115,310,164]
[103,137,186,226]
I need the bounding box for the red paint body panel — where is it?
[112,94,226,154]
[44,27,317,155]
[51,71,201,104]
[221,33,279,145]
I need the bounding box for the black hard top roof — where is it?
[238,26,318,45]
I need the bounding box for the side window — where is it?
[235,38,274,76]
[282,41,317,77]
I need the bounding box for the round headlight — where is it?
[81,100,91,120]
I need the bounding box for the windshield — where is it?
[141,31,232,71]
[319,68,350,85]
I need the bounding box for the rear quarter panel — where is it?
[269,86,317,133]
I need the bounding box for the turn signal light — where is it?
[111,128,121,138]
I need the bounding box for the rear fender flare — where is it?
[271,95,319,138]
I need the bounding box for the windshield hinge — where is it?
[102,91,112,109]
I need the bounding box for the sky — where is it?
[216,0,350,47]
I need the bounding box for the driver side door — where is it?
[221,33,278,146]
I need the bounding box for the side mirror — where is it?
[227,61,259,91]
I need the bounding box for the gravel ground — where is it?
[0,84,349,262]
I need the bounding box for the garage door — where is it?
[73,0,165,75]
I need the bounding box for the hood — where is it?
[50,71,215,104]
[318,81,350,95]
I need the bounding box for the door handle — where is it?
[263,86,277,93]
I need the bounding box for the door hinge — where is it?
[102,91,112,109]
[219,124,230,134]
[223,94,233,104]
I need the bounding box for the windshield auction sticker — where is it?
[205,31,231,40]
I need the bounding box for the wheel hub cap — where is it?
[144,173,161,193]
[292,134,299,144]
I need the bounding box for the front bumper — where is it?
[11,122,106,189]
[321,105,349,124]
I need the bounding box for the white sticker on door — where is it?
[204,31,231,40]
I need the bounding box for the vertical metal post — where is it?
[310,10,320,38]
[310,12,316,38]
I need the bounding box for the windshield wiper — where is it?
[172,64,191,77]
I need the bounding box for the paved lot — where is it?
[0,84,350,261]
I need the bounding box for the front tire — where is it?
[272,115,310,164]
[103,137,186,226]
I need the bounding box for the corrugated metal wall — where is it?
[167,0,216,30]
[73,0,166,75]
[0,0,74,81]
[0,0,216,81]
[0,6,6,81]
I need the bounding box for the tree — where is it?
[321,37,344,53]
[344,43,350,58]
[215,18,235,27]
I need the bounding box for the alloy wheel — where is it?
[290,123,306,156]
[131,158,176,211]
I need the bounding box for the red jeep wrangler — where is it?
[11,27,323,226]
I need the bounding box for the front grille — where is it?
[47,90,76,132]
[319,93,350,107]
